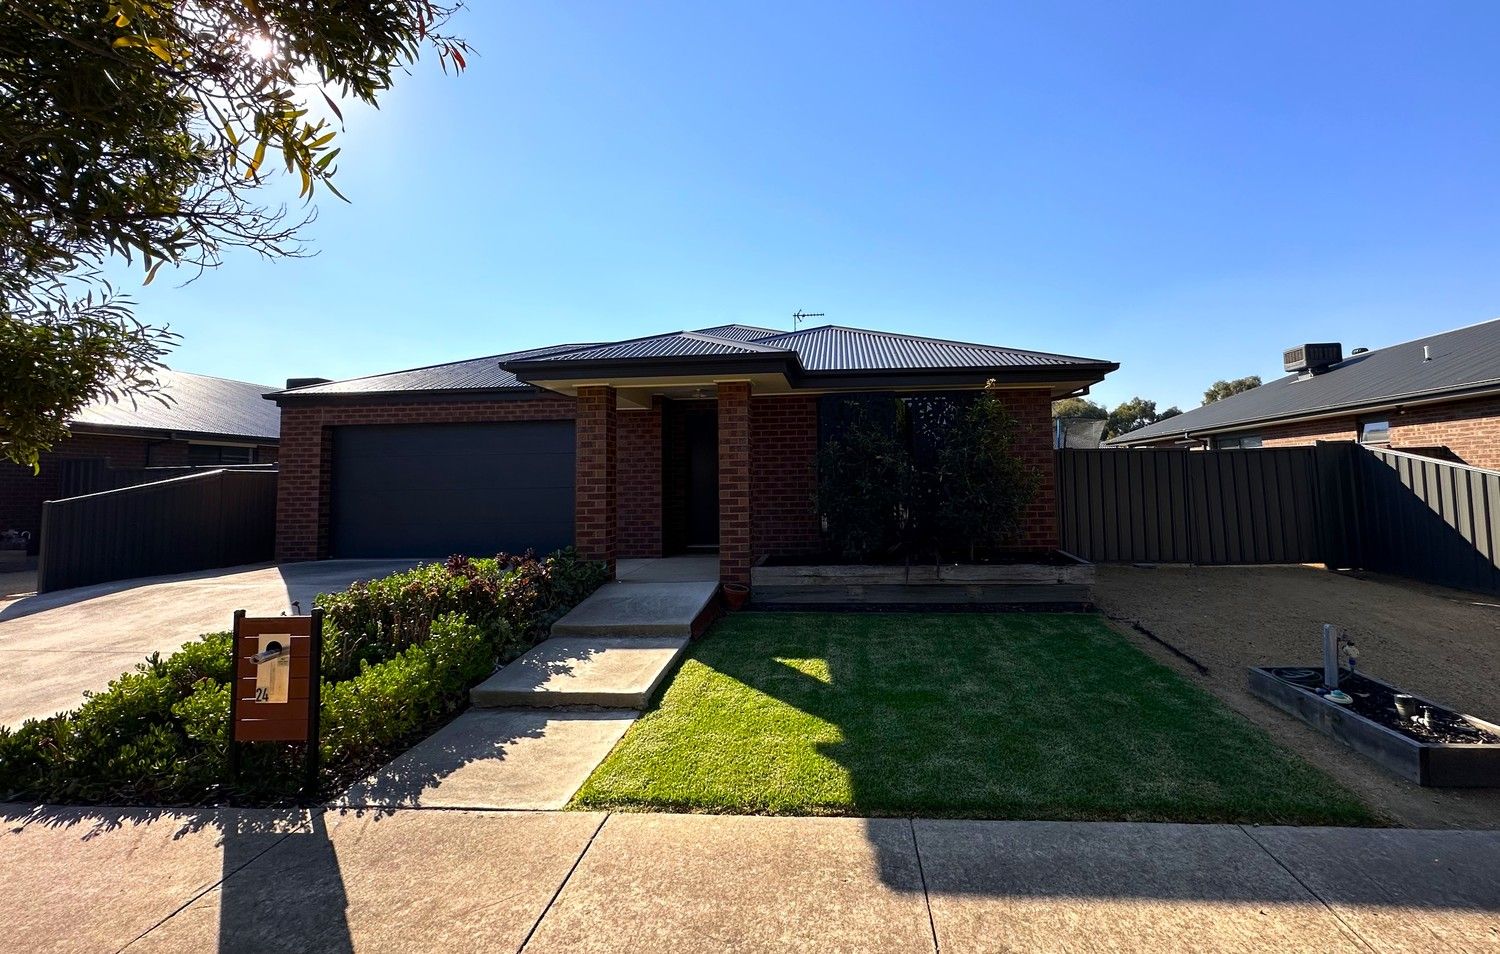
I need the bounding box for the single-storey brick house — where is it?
[1109,318,1500,470]
[269,324,1117,586]
[1,370,280,551]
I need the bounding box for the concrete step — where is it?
[470,635,691,709]
[550,580,720,638]
[749,583,1093,613]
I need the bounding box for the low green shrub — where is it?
[316,547,608,681]
[0,548,606,805]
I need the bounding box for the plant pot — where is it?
[722,583,750,611]
[1394,694,1420,721]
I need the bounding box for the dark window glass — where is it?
[189,444,254,465]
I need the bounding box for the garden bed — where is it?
[750,551,1094,611]
[0,549,608,806]
[1250,666,1500,787]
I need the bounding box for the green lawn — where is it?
[572,612,1378,824]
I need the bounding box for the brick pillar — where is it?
[274,407,330,561]
[575,385,618,576]
[717,381,752,589]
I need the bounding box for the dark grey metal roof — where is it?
[751,325,1114,373]
[72,369,280,441]
[692,324,784,342]
[275,343,595,397]
[544,331,789,362]
[1111,318,1500,445]
[278,322,1116,402]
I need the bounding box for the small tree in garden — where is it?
[935,382,1040,560]
[816,402,912,561]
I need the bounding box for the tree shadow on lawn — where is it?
[663,614,1500,910]
[696,612,1370,825]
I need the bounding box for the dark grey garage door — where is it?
[330,422,574,558]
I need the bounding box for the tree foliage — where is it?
[0,0,469,467]
[815,402,912,561]
[1107,397,1181,438]
[1051,397,1108,421]
[1203,375,1262,404]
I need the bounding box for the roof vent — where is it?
[1283,342,1343,375]
[285,376,331,389]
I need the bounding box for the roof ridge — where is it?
[677,330,791,353]
[1328,314,1500,364]
[161,368,277,391]
[759,323,1114,365]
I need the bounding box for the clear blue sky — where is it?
[120,1,1500,411]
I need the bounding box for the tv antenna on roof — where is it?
[792,310,824,330]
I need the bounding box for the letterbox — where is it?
[229,609,323,785]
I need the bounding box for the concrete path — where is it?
[337,708,637,810]
[550,580,719,637]
[0,559,416,727]
[4,804,1497,953]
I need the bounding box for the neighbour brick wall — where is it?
[750,395,821,560]
[574,386,617,574]
[999,388,1059,551]
[1,433,160,549]
[617,401,663,558]
[1229,396,1500,471]
[274,396,576,561]
[717,382,752,588]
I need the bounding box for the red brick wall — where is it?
[1234,395,1500,471]
[717,382,752,587]
[999,388,1060,551]
[750,395,821,560]
[274,396,576,561]
[574,386,617,573]
[617,401,662,558]
[1,433,159,548]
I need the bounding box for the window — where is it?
[1215,434,1262,449]
[189,444,255,466]
[1359,419,1390,445]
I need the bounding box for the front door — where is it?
[684,409,719,548]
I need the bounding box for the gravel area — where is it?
[1093,564,1500,830]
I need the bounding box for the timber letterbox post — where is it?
[228,608,324,792]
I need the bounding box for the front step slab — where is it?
[550,581,719,637]
[336,707,637,810]
[470,635,690,709]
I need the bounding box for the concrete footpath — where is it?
[3,804,1496,954]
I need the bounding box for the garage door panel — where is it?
[331,421,575,558]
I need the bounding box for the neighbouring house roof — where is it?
[272,322,1117,404]
[1110,317,1500,446]
[71,369,281,443]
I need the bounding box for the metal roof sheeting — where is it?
[691,324,784,342]
[752,325,1112,372]
[72,369,280,441]
[1112,318,1500,444]
[276,322,1115,401]
[545,331,789,362]
[278,343,595,396]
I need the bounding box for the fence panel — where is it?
[37,469,277,593]
[1058,446,1326,565]
[1355,448,1500,596]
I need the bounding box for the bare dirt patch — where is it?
[1093,564,1500,829]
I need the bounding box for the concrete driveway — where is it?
[0,560,416,727]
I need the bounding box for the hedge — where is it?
[0,548,607,805]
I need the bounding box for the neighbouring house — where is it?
[268,324,1117,586]
[0,370,281,552]
[1107,318,1500,469]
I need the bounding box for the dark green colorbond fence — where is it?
[1058,443,1500,597]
